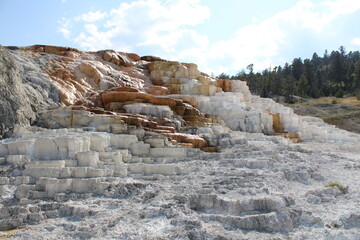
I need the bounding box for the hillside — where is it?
[0,45,360,239]
[286,97,360,134]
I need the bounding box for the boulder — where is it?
[127,53,141,61]
[101,50,134,67]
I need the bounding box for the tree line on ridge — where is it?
[218,46,360,103]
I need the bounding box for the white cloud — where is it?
[61,0,210,56]
[351,37,360,45]
[322,0,360,16]
[58,28,71,39]
[59,0,360,74]
[200,0,360,73]
[75,11,108,23]
[58,17,71,39]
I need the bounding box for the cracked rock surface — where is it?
[0,45,360,239]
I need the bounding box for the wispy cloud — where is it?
[59,0,210,55]
[75,11,108,23]
[58,0,360,74]
[58,17,71,39]
[201,0,360,73]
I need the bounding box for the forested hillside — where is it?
[220,46,360,103]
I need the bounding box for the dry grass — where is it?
[285,96,360,134]
[0,229,25,239]
[325,183,347,194]
[303,96,360,106]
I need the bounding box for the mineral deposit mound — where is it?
[0,45,360,239]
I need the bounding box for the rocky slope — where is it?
[0,45,360,239]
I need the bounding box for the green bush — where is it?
[335,88,344,98]
[356,90,360,100]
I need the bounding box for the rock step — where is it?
[25,160,77,168]
[227,159,273,169]
[0,176,34,185]
[123,156,151,163]
[189,194,293,232]
[98,151,123,162]
[190,194,286,214]
[128,163,190,176]
[149,147,188,158]
[0,165,14,177]
[220,150,277,159]
[149,157,190,164]
[17,177,113,199]
[201,212,290,232]
[23,167,115,179]
[4,131,140,161]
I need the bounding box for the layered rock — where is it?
[147,61,222,96]
[0,126,193,203]
[1,45,360,239]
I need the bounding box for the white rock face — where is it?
[76,151,99,167]
[37,109,127,131]
[123,103,173,118]
[1,126,359,239]
[1,65,360,239]
[194,93,274,134]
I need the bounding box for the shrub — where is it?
[356,90,360,100]
[331,99,337,104]
[335,88,344,98]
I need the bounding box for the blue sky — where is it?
[1,0,360,74]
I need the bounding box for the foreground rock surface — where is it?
[0,45,360,239]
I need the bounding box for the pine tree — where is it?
[355,60,360,89]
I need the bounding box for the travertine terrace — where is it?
[0,45,360,239]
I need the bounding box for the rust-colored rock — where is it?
[178,143,194,148]
[163,133,208,149]
[8,45,227,150]
[271,112,301,143]
[107,87,142,93]
[127,53,141,61]
[216,79,232,92]
[101,50,134,67]
[31,45,82,55]
[141,56,164,62]
[272,113,285,133]
[155,125,176,133]
[149,97,176,108]
[174,106,186,116]
[144,86,170,96]
[201,147,218,152]
[101,91,153,108]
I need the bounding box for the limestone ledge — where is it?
[0,126,200,201]
[147,61,222,96]
[36,108,222,151]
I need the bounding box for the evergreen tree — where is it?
[355,60,360,89]
[227,46,360,100]
[285,75,296,103]
[217,72,230,79]
[329,51,345,89]
[291,58,303,81]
